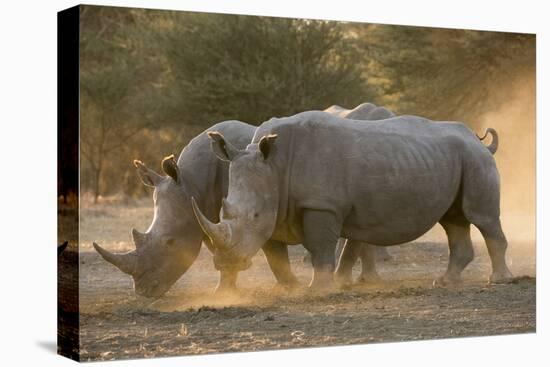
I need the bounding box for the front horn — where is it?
[191,197,231,249]
[93,242,137,275]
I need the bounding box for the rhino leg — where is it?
[376,246,392,261]
[304,238,347,266]
[214,269,238,295]
[460,163,513,283]
[262,240,299,288]
[335,239,356,287]
[336,241,381,286]
[302,209,341,290]
[302,251,312,264]
[434,219,474,287]
[476,220,513,283]
[357,243,381,283]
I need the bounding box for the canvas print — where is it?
[57,4,536,362]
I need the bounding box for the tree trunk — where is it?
[93,162,102,204]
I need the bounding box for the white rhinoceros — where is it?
[93,120,299,297]
[93,103,396,295]
[193,111,512,289]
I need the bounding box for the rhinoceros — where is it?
[93,120,298,298]
[192,111,513,289]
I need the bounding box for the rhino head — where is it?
[93,155,202,298]
[192,131,280,269]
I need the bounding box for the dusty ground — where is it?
[71,200,536,362]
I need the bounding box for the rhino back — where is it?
[323,105,349,118]
[254,111,492,245]
[325,102,395,121]
[346,106,395,120]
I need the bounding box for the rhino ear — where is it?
[259,134,278,159]
[161,154,179,183]
[207,131,242,162]
[134,159,162,187]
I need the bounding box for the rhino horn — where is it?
[191,197,231,249]
[131,228,147,249]
[93,242,137,275]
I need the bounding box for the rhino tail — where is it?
[476,128,498,155]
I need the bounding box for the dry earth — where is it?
[59,200,536,361]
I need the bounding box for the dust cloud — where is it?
[479,73,536,248]
[417,71,536,276]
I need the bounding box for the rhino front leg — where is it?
[215,269,238,294]
[302,209,341,290]
[262,240,299,289]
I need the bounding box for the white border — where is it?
[0,1,547,366]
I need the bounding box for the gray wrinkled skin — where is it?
[197,111,513,289]
[93,120,298,298]
[323,103,395,279]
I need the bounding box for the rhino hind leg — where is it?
[376,246,392,261]
[335,239,359,287]
[335,241,380,287]
[475,220,513,283]
[460,163,513,283]
[262,240,299,289]
[302,209,341,290]
[357,243,381,283]
[434,219,474,287]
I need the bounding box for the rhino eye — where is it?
[254,213,259,218]
[165,238,176,247]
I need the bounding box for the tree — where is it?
[156,13,373,127]
[354,24,535,125]
[76,7,535,199]
[79,6,162,202]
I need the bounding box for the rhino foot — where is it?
[272,281,301,294]
[213,283,238,297]
[432,275,463,288]
[334,271,353,289]
[356,271,382,284]
[282,276,301,290]
[489,270,514,284]
[308,270,336,292]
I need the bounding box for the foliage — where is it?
[77,6,535,200]
[79,6,164,201]
[156,13,371,125]
[355,24,535,124]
